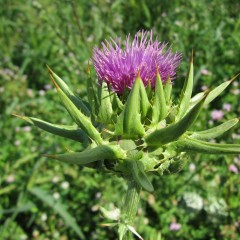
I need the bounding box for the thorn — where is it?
[191,49,194,64]
[137,68,141,79]
[42,154,56,159]
[203,89,210,98]
[12,113,24,119]
[49,73,59,89]
[155,62,159,75]
[46,64,54,75]
[229,72,240,83]
[12,113,33,124]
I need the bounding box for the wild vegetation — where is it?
[0,0,240,239]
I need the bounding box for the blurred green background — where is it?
[0,0,240,239]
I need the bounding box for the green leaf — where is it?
[152,72,167,125]
[127,225,143,240]
[111,91,124,113]
[176,52,193,120]
[164,78,172,105]
[29,187,86,239]
[115,77,145,138]
[145,93,207,146]
[44,145,126,165]
[190,118,239,140]
[47,66,90,117]
[146,80,153,100]
[131,160,154,192]
[139,78,150,119]
[15,115,89,143]
[190,73,239,108]
[171,137,240,154]
[98,82,114,124]
[204,75,238,105]
[189,92,204,108]
[52,77,103,144]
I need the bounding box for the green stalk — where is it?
[119,181,141,240]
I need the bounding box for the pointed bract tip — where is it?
[137,68,141,79]
[191,49,194,64]
[42,154,57,159]
[230,72,240,83]
[46,64,54,75]
[49,73,59,90]
[203,89,210,98]
[12,113,33,124]
[155,63,159,74]
[12,113,24,119]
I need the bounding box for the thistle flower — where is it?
[93,31,182,94]
[17,31,240,240]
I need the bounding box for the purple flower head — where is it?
[211,110,224,121]
[229,164,238,174]
[93,31,182,94]
[169,222,181,231]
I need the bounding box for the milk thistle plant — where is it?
[17,31,240,239]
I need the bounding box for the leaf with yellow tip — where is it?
[47,66,90,117]
[44,145,126,165]
[13,114,89,143]
[171,137,240,154]
[190,73,240,108]
[50,75,103,144]
[176,51,193,120]
[98,82,114,124]
[190,118,239,140]
[164,77,172,105]
[115,76,145,138]
[152,71,167,125]
[145,92,208,146]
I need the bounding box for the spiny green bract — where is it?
[17,58,240,192]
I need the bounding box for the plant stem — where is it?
[120,180,141,240]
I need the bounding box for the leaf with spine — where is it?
[190,118,239,140]
[86,66,99,117]
[98,82,114,124]
[204,74,239,105]
[189,92,204,108]
[139,77,150,119]
[152,72,167,125]
[171,137,240,154]
[130,160,154,192]
[164,77,172,105]
[111,91,124,113]
[118,224,128,240]
[176,52,193,120]
[47,66,90,117]
[146,80,153,100]
[44,145,126,165]
[127,225,143,240]
[50,75,103,144]
[145,92,208,146]
[115,76,145,138]
[29,187,86,239]
[14,114,89,143]
[190,73,240,108]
